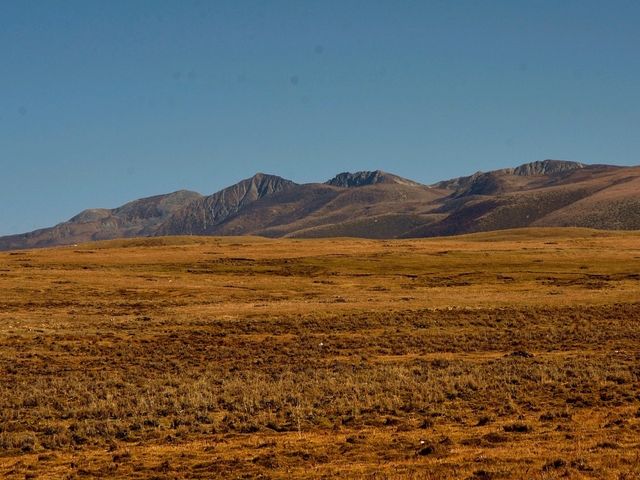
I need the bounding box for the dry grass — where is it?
[0,228,639,479]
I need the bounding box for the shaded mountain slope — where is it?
[211,182,446,238]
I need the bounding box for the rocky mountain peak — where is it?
[156,173,297,235]
[245,173,294,195]
[513,160,585,176]
[326,170,420,188]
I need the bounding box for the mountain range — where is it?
[1,159,639,250]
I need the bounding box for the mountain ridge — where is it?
[1,160,639,250]
[156,173,296,236]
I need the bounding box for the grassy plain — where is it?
[0,228,639,479]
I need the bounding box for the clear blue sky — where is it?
[1,0,639,235]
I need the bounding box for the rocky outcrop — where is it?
[512,159,584,176]
[326,170,421,188]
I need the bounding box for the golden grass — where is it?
[0,228,639,479]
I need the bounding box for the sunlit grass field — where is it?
[1,228,639,479]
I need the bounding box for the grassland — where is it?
[0,228,639,479]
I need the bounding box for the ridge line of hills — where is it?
[2,159,639,250]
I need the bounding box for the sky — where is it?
[1,0,639,236]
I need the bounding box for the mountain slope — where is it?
[0,190,202,250]
[407,161,640,237]
[157,173,296,235]
[208,181,446,238]
[1,161,638,250]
